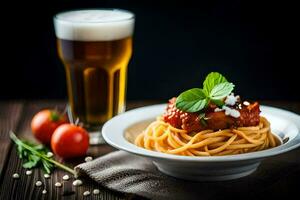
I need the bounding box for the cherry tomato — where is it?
[51,124,89,158]
[31,109,67,144]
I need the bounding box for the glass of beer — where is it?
[53,9,135,144]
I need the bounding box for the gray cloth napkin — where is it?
[74,150,292,200]
[74,151,203,200]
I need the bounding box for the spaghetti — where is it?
[134,116,279,156]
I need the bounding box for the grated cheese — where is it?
[214,105,240,118]
[225,93,240,106]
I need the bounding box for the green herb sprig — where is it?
[175,72,234,112]
[10,132,75,175]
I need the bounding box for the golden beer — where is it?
[54,9,134,130]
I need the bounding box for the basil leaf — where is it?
[200,118,208,126]
[198,113,208,126]
[211,99,225,107]
[199,113,206,119]
[210,82,234,100]
[175,88,208,112]
[203,72,228,95]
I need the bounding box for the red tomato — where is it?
[51,124,89,159]
[31,110,67,144]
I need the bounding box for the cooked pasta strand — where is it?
[135,117,279,156]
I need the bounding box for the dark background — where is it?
[0,0,298,101]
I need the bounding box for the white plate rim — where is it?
[102,104,300,163]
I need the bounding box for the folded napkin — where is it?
[75,151,203,200]
[74,150,293,200]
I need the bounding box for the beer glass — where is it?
[53,9,135,144]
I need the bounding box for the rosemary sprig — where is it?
[10,131,75,175]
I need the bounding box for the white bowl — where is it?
[102,104,300,181]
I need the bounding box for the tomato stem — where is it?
[74,118,80,126]
[50,110,60,122]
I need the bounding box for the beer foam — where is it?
[54,10,134,41]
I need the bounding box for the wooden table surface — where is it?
[0,100,300,200]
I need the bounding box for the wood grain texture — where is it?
[0,102,23,176]
[0,100,300,200]
[0,101,129,200]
